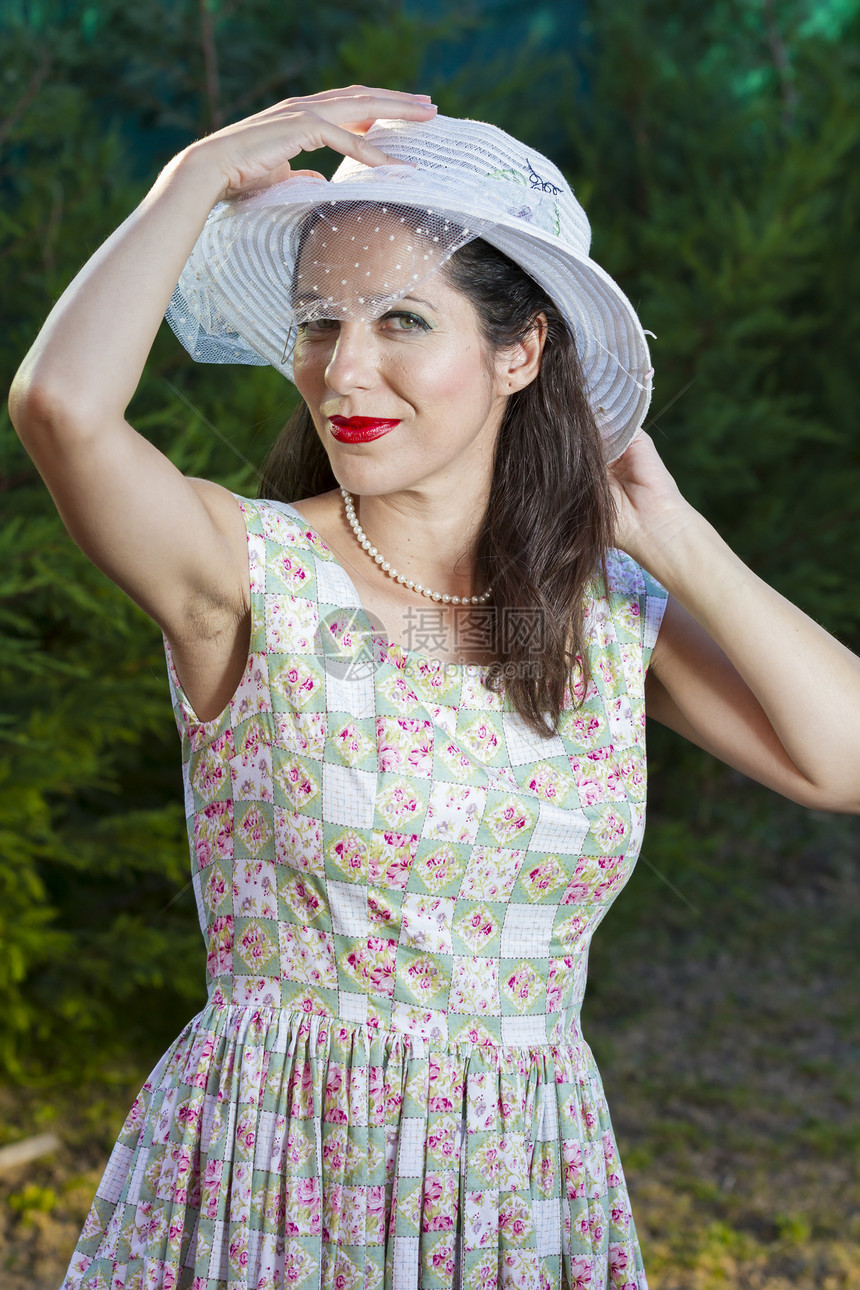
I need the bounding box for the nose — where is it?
[324,320,379,395]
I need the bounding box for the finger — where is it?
[324,105,437,144]
[291,85,434,104]
[342,86,434,102]
[315,117,416,168]
[274,92,436,128]
[317,94,437,124]
[233,89,435,135]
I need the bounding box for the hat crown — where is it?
[332,114,592,260]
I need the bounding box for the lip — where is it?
[329,416,401,443]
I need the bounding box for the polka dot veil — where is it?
[166,187,494,380]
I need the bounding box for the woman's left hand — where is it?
[619,433,860,815]
[607,429,691,563]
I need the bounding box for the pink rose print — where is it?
[503,803,527,829]
[206,915,233,978]
[538,1150,556,1196]
[194,800,233,870]
[467,909,494,939]
[546,958,574,1012]
[405,955,442,996]
[572,713,601,743]
[610,1199,629,1226]
[368,1066,386,1126]
[570,758,603,806]
[200,1159,222,1219]
[563,1139,585,1199]
[609,1243,629,1278]
[569,1255,594,1289]
[344,938,397,998]
[324,1065,349,1125]
[333,834,365,877]
[175,1098,201,1133]
[287,1061,315,1118]
[228,1230,249,1270]
[368,891,396,930]
[422,1174,457,1232]
[236,1110,256,1154]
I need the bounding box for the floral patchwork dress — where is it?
[60,494,668,1290]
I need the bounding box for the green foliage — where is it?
[0,0,441,1082]
[1,0,859,1089]
[552,1,860,633]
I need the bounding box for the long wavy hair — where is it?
[257,229,616,738]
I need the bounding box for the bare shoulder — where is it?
[287,488,350,548]
[288,488,341,523]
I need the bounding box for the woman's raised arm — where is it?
[612,432,860,815]
[8,87,436,643]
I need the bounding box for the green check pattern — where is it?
[61,494,667,1290]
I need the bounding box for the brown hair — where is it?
[257,233,616,738]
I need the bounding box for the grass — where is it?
[583,765,860,1288]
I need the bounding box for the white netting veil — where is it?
[165,114,655,460]
[284,201,493,370]
[166,181,494,378]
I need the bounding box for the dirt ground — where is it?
[3,806,859,1289]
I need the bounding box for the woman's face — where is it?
[290,211,511,499]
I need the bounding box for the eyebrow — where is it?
[292,291,437,310]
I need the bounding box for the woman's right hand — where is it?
[182,85,437,203]
[8,84,438,722]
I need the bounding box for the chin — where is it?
[328,455,424,497]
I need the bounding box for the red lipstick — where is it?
[329,416,401,443]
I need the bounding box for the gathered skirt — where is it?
[60,1002,648,1290]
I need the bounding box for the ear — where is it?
[496,313,548,394]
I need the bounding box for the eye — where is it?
[382,311,430,332]
[296,318,339,334]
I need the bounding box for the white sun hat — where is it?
[165,113,654,461]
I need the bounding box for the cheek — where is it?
[400,341,489,403]
[292,342,326,392]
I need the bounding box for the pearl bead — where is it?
[339,487,492,606]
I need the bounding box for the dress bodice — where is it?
[162,495,667,1050]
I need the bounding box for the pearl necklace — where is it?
[341,487,493,605]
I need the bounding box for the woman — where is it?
[10,85,860,1290]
